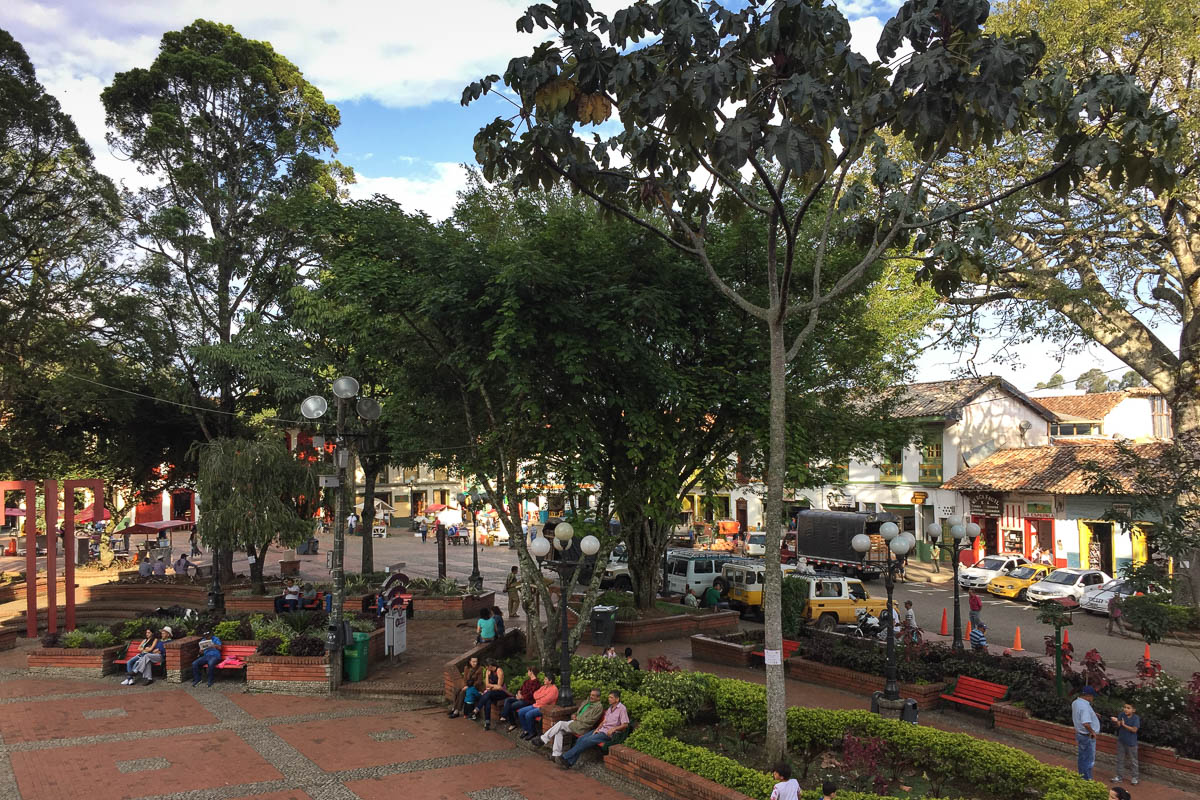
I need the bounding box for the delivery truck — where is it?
[780,509,897,579]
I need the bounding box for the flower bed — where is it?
[994,701,1200,788]
[246,652,332,694]
[567,605,740,643]
[690,630,763,667]
[557,655,1105,800]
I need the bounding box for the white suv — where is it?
[958,554,1030,590]
[1027,568,1111,603]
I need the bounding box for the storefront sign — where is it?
[910,491,928,505]
[970,496,1001,516]
[1026,502,1053,517]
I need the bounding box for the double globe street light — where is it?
[301,377,381,688]
[852,521,914,701]
[456,490,483,593]
[924,516,981,652]
[530,521,599,706]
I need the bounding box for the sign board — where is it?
[910,491,929,505]
[970,496,1002,517]
[385,606,407,656]
[319,475,340,488]
[1026,502,1053,517]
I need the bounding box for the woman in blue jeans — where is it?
[503,668,539,731]
[518,674,559,738]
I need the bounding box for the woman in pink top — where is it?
[518,674,558,739]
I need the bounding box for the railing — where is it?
[919,463,943,484]
[879,463,903,483]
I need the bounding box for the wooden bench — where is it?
[939,675,1007,711]
[750,638,802,661]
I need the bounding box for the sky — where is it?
[0,0,1160,393]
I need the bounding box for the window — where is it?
[670,560,688,576]
[694,560,713,575]
[880,448,903,483]
[1051,422,1097,436]
[831,462,849,482]
[816,581,844,598]
[919,430,943,484]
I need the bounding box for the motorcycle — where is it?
[853,607,882,638]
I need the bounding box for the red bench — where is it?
[939,675,1007,711]
[114,641,164,671]
[213,643,257,671]
[750,639,802,661]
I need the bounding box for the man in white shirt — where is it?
[1072,686,1101,779]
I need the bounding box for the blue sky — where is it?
[0,0,1147,386]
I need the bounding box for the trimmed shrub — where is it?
[781,576,810,636]
[571,654,643,691]
[625,727,775,799]
[714,677,766,736]
[288,634,326,657]
[637,670,717,722]
[256,636,284,656]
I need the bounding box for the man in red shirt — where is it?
[968,588,983,629]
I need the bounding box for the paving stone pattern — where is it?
[0,669,641,800]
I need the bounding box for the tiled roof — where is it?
[888,377,1054,421]
[942,441,1169,495]
[1034,392,1129,422]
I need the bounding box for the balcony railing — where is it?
[879,463,903,483]
[919,463,943,484]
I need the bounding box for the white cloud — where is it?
[347,163,471,221]
[848,15,886,61]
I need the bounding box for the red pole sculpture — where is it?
[44,480,57,634]
[63,480,103,632]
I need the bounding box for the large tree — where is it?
[465,0,1168,758]
[923,0,1199,599]
[101,19,350,444]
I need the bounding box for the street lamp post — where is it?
[301,377,381,691]
[458,491,483,593]
[852,522,913,701]
[530,521,600,707]
[925,517,980,652]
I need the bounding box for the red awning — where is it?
[76,504,111,522]
[111,519,194,537]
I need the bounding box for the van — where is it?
[665,549,753,596]
[721,562,796,619]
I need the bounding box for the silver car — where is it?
[958,554,1030,590]
[1026,568,1111,604]
[1081,579,1134,615]
[746,534,766,557]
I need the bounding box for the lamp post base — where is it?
[871,693,917,722]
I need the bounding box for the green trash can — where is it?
[916,541,933,563]
[342,632,371,682]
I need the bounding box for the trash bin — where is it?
[590,605,618,647]
[343,632,371,682]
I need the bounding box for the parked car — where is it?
[986,563,1053,601]
[958,553,1031,590]
[599,547,632,591]
[1026,568,1111,604]
[664,549,754,596]
[1081,578,1136,615]
[746,533,766,557]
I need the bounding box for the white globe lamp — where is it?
[879,521,899,541]
[530,536,551,558]
[850,533,872,554]
[554,522,574,542]
[580,535,600,556]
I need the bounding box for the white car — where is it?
[1081,579,1135,615]
[957,553,1030,590]
[490,525,510,544]
[746,534,766,557]
[1026,568,1111,604]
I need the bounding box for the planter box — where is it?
[246,653,331,694]
[690,632,763,667]
[165,636,200,683]
[442,629,527,702]
[0,627,18,651]
[784,657,947,709]
[413,591,496,620]
[606,744,752,800]
[992,702,1200,788]
[27,643,125,677]
[567,606,740,643]
[365,627,385,665]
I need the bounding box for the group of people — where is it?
[475,606,506,643]
[967,588,989,651]
[448,655,632,769]
[119,626,172,685]
[769,765,837,800]
[1072,686,1142,788]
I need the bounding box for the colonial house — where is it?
[1032,387,1173,441]
[941,440,1167,575]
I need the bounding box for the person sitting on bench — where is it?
[558,689,630,768]
[191,633,224,687]
[123,626,170,686]
[534,688,604,757]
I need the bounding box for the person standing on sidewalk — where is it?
[1072,686,1101,779]
[930,542,940,573]
[968,588,983,629]
[505,566,521,618]
[1111,702,1140,785]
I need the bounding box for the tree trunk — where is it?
[1171,388,1200,607]
[762,315,788,764]
[360,460,377,574]
[219,548,234,584]
[249,544,266,595]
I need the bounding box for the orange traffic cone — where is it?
[1143,643,1151,661]
[964,621,972,641]
[1011,626,1024,652]
[1062,628,1070,647]
[939,608,949,636]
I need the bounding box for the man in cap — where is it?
[1072,686,1102,779]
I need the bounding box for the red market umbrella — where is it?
[425,503,447,513]
[76,504,110,523]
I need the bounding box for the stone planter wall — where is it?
[413,591,495,620]
[566,607,740,643]
[0,577,81,604]
[27,643,125,677]
[165,636,200,683]
[365,627,385,664]
[689,632,763,667]
[605,745,751,800]
[441,629,527,702]
[784,657,948,709]
[246,653,331,694]
[0,628,17,651]
[992,702,1200,788]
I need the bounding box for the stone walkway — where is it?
[0,658,645,800]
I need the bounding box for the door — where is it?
[1025,519,1054,564]
[1090,522,1115,575]
[736,498,748,536]
[667,559,688,594]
